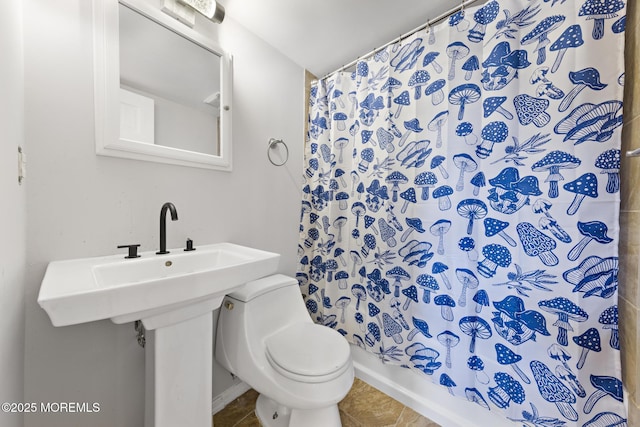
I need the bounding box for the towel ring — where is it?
[267,138,289,166]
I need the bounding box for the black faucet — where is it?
[156,202,178,255]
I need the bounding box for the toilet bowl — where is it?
[215,274,354,427]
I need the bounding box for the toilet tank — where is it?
[216,274,312,372]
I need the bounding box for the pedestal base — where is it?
[144,311,213,427]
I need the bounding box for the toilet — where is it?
[215,274,354,427]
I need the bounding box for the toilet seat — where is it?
[265,323,351,384]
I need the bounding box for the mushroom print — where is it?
[434,295,456,322]
[453,154,478,192]
[300,0,627,424]
[516,222,559,266]
[467,356,491,385]
[462,55,480,81]
[555,364,587,399]
[595,149,621,194]
[599,306,619,350]
[549,24,584,73]
[431,186,453,212]
[514,94,551,128]
[448,84,481,121]
[472,290,490,313]
[398,118,424,147]
[563,173,599,215]
[415,274,439,304]
[430,219,451,255]
[427,111,448,148]
[470,172,486,196]
[456,268,479,307]
[495,343,531,384]
[539,297,588,346]
[488,372,526,409]
[468,1,500,43]
[424,79,446,105]
[400,217,425,242]
[446,42,470,81]
[457,199,488,235]
[437,331,460,369]
[582,412,627,427]
[531,150,581,198]
[439,373,457,395]
[483,97,513,120]
[530,360,579,421]
[558,68,607,113]
[430,155,449,179]
[465,387,490,410]
[572,327,601,370]
[397,140,432,169]
[579,0,625,40]
[456,122,478,145]
[408,70,430,100]
[563,255,619,298]
[481,41,532,92]
[476,121,509,159]
[567,221,613,261]
[401,285,419,310]
[459,316,492,353]
[554,100,623,145]
[483,218,517,247]
[414,172,438,200]
[477,243,512,278]
[583,375,623,414]
[449,11,470,32]
[405,318,431,344]
[521,15,566,65]
[531,66,565,99]
[423,51,443,74]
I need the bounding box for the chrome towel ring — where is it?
[267,138,289,166]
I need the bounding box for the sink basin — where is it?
[39,241,280,427]
[38,242,280,327]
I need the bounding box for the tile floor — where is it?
[212,378,441,427]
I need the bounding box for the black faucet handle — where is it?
[184,238,196,252]
[118,244,141,259]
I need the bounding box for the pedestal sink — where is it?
[38,243,280,427]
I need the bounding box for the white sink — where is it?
[38,242,280,327]
[39,242,280,427]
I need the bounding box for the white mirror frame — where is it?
[93,0,233,171]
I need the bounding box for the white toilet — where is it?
[215,274,354,427]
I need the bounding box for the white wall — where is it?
[22,0,304,425]
[0,1,26,427]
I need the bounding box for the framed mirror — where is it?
[93,0,233,170]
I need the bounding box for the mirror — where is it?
[93,0,233,170]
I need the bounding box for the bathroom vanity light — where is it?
[178,0,225,23]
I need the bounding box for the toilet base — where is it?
[255,394,342,427]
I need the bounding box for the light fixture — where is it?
[178,0,225,24]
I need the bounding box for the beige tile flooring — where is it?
[213,378,441,427]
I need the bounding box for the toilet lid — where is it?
[265,323,351,379]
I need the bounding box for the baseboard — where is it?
[211,380,252,415]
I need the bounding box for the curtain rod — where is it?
[319,0,486,81]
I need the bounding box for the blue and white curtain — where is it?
[298,0,626,425]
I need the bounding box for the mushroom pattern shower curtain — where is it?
[297,0,626,425]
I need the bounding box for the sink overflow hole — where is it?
[165,261,172,267]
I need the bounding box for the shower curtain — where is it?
[298,0,626,425]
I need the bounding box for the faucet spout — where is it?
[157,202,178,255]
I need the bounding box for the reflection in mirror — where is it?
[92,0,232,171]
[119,4,221,156]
